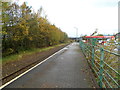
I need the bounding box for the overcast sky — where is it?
[13,0,119,37]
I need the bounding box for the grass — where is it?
[1,43,67,64]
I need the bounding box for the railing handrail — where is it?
[79,39,120,88]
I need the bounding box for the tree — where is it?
[2,1,68,57]
[97,34,104,36]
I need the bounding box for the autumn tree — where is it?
[2,2,68,57]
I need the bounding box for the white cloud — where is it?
[15,0,118,37]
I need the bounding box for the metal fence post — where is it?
[99,47,104,88]
[91,38,96,67]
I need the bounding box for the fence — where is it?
[79,38,120,88]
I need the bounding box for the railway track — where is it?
[1,43,70,87]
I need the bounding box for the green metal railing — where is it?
[79,38,120,88]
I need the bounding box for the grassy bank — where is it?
[1,43,68,64]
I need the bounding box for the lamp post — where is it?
[74,27,78,42]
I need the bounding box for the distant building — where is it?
[82,36,115,45]
[84,36,114,39]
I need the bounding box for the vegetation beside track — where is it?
[1,43,69,64]
[2,1,68,58]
